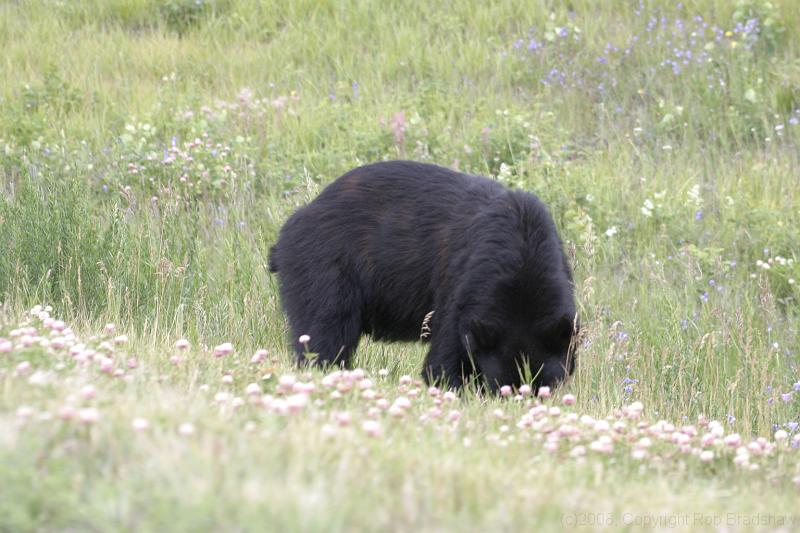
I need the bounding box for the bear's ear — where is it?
[558,314,578,341]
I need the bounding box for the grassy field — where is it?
[2,0,800,531]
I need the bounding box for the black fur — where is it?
[270,161,578,392]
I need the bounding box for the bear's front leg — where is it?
[422,323,474,390]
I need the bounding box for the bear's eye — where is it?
[471,321,499,350]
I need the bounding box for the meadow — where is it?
[1,0,800,530]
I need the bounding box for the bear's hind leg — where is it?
[293,312,361,368]
[289,277,363,368]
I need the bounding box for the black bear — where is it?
[269,160,578,392]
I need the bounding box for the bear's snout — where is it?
[535,357,570,389]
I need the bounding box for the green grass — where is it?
[1,0,800,530]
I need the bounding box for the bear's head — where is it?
[457,193,579,393]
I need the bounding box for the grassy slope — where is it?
[1,0,800,530]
